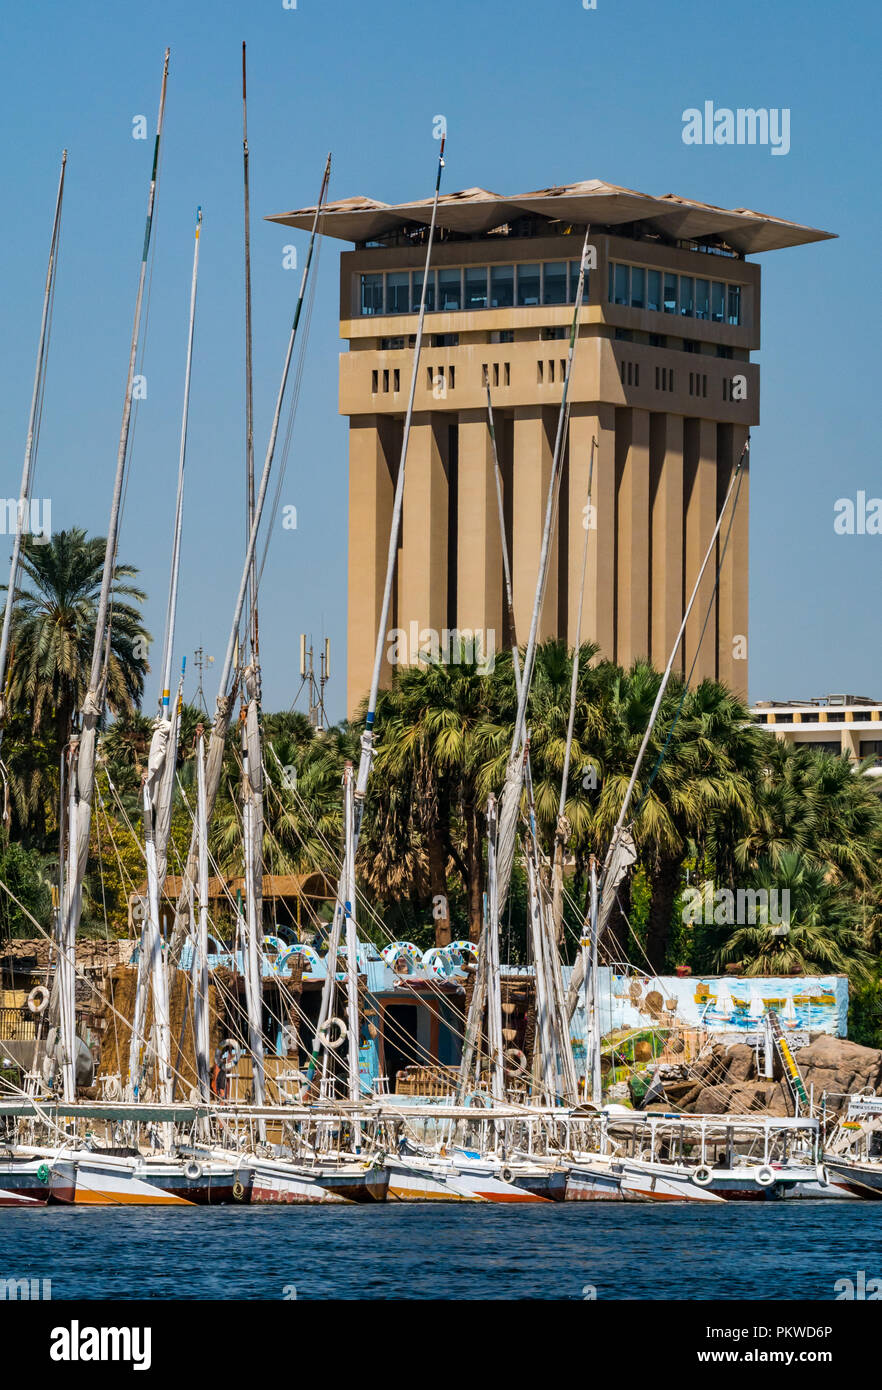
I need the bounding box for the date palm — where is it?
[3,528,149,753]
[712,851,872,979]
[364,656,495,940]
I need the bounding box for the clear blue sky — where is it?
[1,0,879,718]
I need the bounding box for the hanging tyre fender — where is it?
[27,986,49,1015]
[317,1017,347,1051]
[184,1160,203,1181]
[816,1163,830,1187]
[692,1164,714,1187]
[500,1166,515,1185]
[755,1165,776,1187]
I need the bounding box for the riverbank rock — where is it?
[792,1036,882,1105]
[688,1080,791,1117]
[724,1043,755,1083]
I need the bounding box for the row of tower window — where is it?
[358,261,590,315]
[608,262,743,325]
[357,260,745,327]
[370,358,742,402]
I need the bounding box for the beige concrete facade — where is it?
[751,696,882,775]
[315,216,779,713]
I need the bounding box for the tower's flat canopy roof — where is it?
[266,178,834,255]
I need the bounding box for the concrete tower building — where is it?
[269,180,832,716]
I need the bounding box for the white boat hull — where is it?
[620,1160,726,1203]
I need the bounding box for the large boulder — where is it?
[725,1043,756,1083]
[793,1035,882,1107]
[689,1079,790,1117]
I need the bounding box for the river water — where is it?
[1,1202,880,1300]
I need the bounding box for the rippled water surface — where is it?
[1,1203,880,1299]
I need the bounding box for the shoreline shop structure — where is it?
[1,183,840,1097]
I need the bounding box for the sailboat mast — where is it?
[0,150,67,737]
[354,136,447,804]
[193,728,211,1100]
[586,856,602,1105]
[57,51,170,1103]
[485,795,505,1102]
[90,50,170,701]
[131,204,202,1110]
[551,435,596,941]
[342,764,363,1137]
[159,206,202,711]
[494,229,593,917]
[216,152,331,707]
[168,153,331,963]
[311,139,447,1074]
[599,440,750,880]
[483,369,521,696]
[558,436,596,821]
[242,41,257,663]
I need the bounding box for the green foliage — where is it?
[0,842,53,941]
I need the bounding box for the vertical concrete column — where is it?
[615,408,650,667]
[568,404,615,658]
[716,423,750,697]
[649,413,684,672]
[457,409,503,656]
[347,415,396,717]
[512,407,556,644]
[397,412,448,666]
[683,417,718,683]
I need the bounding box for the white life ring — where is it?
[755,1165,776,1187]
[317,1016,347,1051]
[692,1165,714,1187]
[27,986,49,1015]
[184,1160,203,1181]
[503,1047,529,1077]
[218,1038,242,1065]
[276,1070,308,1102]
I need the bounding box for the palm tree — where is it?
[640,679,762,972]
[711,851,873,979]
[3,528,150,754]
[736,740,882,891]
[364,657,496,941]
